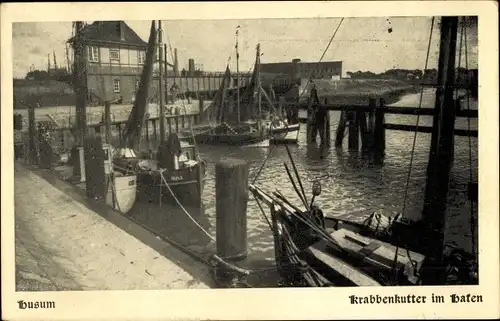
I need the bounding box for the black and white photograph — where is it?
[2,1,498,320]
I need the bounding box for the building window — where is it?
[110,49,120,62]
[113,79,121,93]
[88,46,99,62]
[138,50,146,64]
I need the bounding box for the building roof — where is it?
[261,60,342,75]
[68,21,147,47]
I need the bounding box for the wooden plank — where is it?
[287,104,477,118]
[307,243,381,286]
[384,123,477,137]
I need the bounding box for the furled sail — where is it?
[121,21,157,149]
[199,65,232,124]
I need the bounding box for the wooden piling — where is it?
[373,98,386,157]
[104,101,112,144]
[335,111,347,148]
[358,109,369,152]
[215,158,249,261]
[347,111,359,150]
[27,100,38,165]
[367,98,376,149]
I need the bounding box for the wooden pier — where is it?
[290,96,478,158]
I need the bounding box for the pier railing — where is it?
[289,99,478,140]
[27,112,202,152]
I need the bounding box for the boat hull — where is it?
[194,132,268,146]
[106,174,137,214]
[135,163,205,207]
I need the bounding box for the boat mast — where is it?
[236,26,240,123]
[421,16,459,281]
[73,21,87,146]
[158,20,165,142]
[256,43,262,122]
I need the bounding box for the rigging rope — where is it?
[297,18,345,100]
[159,169,216,242]
[463,19,477,259]
[392,17,435,280]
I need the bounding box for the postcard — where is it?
[1,1,498,320]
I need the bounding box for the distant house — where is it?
[68,21,150,105]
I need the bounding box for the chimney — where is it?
[188,58,195,76]
[47,53,51,74]
[174,48,179,76]
[118,21,125,41]
[292,58,301,78]
[53,50,58,70]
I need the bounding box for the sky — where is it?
[12,17,478,79]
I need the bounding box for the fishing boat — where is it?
[187,33,276,146]
[113,136,205,207]
[249,159,477,287]
[111,20,205,207]
[269,120,300,145]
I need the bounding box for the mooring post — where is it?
[27,99,38,165]
[358,107,369,152]
[323,98,331,146]
[215,158,248,262]
[347,111,359,150]
[83,134,106,202]
[373,98,386,157]
[367,98,376,147]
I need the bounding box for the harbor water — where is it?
[125,88,478,283]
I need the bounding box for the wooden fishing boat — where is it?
[269,120,300,145]
[111,21,206,208]
[249,184,428,286]
[191,41,275,146]
[192,122,268,146]
[112,138,205,207]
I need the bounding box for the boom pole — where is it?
[236,26,240,123]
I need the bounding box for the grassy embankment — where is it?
[313,78,417,105]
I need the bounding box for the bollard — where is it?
[215,158,249,262]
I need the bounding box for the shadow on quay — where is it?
[18,161,218,289]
